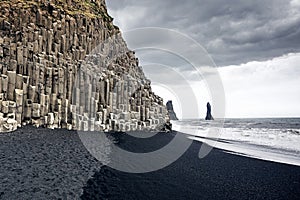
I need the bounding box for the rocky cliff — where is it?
[166,101,178,120]
[0,0,168,132]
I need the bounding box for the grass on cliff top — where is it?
[0,0,114,21]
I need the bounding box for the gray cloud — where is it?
[107,0,300,66]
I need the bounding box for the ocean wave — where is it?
[172,119,300,159]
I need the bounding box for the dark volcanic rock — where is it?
[205,102,214,120]
[166,101,178,120]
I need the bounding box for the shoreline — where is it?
[0,126,300,199]
[81,130,300,200]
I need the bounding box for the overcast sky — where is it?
[106,0,300,118]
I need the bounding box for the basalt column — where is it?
[0,0,169,132]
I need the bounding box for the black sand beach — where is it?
[0,126,102,199]
[1,127,300,200]
[81,131,300,200]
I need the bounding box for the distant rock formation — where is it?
[166,101,178,120]
[0,0,169,132]
[205,102,214,120]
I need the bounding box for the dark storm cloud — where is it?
[107,0,300,66]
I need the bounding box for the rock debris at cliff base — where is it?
[0,0,169,132]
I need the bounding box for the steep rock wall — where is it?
[166,100,178,120]
[0,0,168,132]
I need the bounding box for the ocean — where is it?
[172,118,300,166]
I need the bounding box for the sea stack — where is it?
[0,0,169,132]
[205,102,214,120]
[166,100,178,120]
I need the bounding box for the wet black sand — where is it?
[81,131,300,200]
[1,127,300,199]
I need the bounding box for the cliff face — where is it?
[166,101,178,120]
[0,0,168,132]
